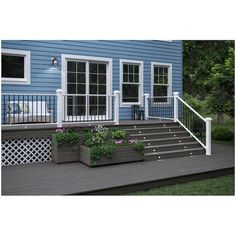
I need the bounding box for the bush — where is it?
[53,128,80,146]
[212,127,234,141]
[111,129,126,140]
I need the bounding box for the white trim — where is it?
[1,49,31,85]
[119,59,144,107]
[151,62,172,104]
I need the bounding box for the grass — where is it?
[128,175,235,195]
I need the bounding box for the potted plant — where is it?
[51,128,81,164]
[80,125,144,167]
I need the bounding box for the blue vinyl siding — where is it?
[1,40,182,120]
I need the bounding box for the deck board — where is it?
[1,143,234,195]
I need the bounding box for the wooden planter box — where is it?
[80,145,143,167]
[51,137,80,164]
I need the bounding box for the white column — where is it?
[206,117,212,155]
[144,93,149,120]
[173,91,179,122]
[114,90,120,125]
[56,89,63,127]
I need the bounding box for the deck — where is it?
[1,143,234,195]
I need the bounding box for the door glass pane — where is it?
[89,63,97,73]
[67,72,76,83]
[77,62,86,72]
[77,73,85,83]
[67,61,76,72]
[98,64,106,74]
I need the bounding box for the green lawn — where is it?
[127,175,234,195]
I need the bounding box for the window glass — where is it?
[2,55,24,78]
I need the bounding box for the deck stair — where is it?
[122,122,205,161]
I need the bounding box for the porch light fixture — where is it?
[51,57,58,65]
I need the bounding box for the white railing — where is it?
[145,91,212,155]
[2,89,120,127]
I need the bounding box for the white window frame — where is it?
[151,62,172,104]
[1,49,31,84]
[120,59,143,107]
[61,54,113,121]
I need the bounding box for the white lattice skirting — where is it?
[1,137,52,166]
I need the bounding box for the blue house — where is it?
[1,40,212,168]
[1,40,182,122]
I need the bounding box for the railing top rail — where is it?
[148,96,174,98]
[63,93,115,97]
[177,96,206,122]
[1,93,57,96]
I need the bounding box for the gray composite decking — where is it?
[1,143,234,195]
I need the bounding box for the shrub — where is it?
[111,129,126,140]
[53,128,80,146]
[212,127,234,141]
[90,144,116,161]
[132,141,145,153]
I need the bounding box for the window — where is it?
[120,59,143,106]
[152,62,172,103]
[1,49,31,84]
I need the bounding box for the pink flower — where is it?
[115,140,123,145]
[128,139,137,144]
[56,128,64,133]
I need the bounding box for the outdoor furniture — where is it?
[7,101,53,124]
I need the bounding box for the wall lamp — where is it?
[51,57,58,65]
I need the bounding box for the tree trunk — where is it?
[217,112,224,124]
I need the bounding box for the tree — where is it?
[205,47,234,124]
[183,41,234,98]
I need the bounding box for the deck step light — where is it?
[158,156,161,159]
[134,126,136,128]
[143,137,146,139]
[148,143,151,146]
[139,131,141,134]
[153,149,156,152]
[179,140,182,143]
[174,134,176,137]
[184,146,187,149]
[190,152,192,155]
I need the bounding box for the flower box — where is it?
[80,145,143,167]
[51,137,80,164]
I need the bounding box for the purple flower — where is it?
[56,128,64,133]
[115,140,123,145]
[128,139,137,144]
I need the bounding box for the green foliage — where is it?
[54,130,80,146]
[90,144,116,161]
[183,94,206,115]
[132,141,145,153]
[183,41,234,124]
[111,129,126,140]
[212,127,234,141]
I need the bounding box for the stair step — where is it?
[124,126,184,134]
[130,131,190,140]
[144,147,205,161]
[118,122,180,129]
[142,136,196,146]
[144,142,201,153]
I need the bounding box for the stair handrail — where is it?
[176,96,206,122]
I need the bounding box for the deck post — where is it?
[206,117,212,155]
[56,89,63,127]
[114,90,120,125]
[144,93,149,120]
[173,91,179,122]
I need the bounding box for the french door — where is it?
[66,60,110,121]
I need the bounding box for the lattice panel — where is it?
[1,137,52,166]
